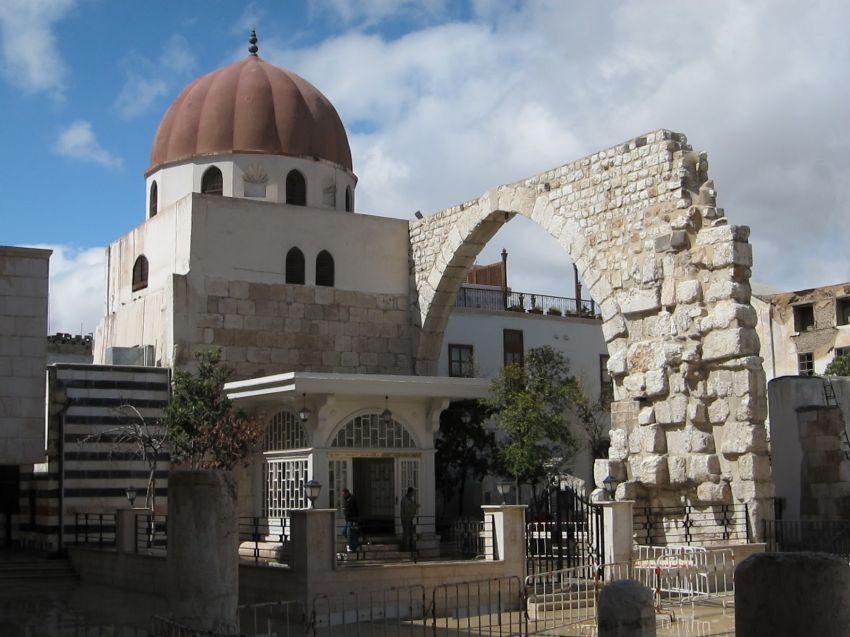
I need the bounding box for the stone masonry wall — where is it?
[797,406,850,520]
[409,129,772,535]
[175,275,412,378]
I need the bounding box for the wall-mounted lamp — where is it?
[305,479,322,508]
[380,396,393,426]
[298,393,311,423]
[126,485,137,508]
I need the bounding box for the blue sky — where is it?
[2,0,850,333]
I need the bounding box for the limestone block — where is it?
[705,280,751,304]
[608,349,628,377]
[620,288,661,317]
[712,241,752,269]
[668,455,687,484]
[630,454,668,485]
[702,327,759,362]
[687,400,707,425]
[615,481,641,501]
[623,372,646,396]
[609,428,629,461]
[694,224,749,246]
[643,370,667,398]
[732,479,774,501]
[720,422,768,456]
[602,315,628,342]
[638,407,655,425]
[695,481,730,503]
[688,428,715,453]
[707,370,733,398]
[687,454,721,482]
[594,459,628,488]
[735,395,767,422]
[738,453,772,482]
[676,279,702,304]
[660,278,676,308]
[654,395,687,426]
[635,425,666,453]
[598,580,656,637]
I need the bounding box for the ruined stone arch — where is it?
[408,129,771,537]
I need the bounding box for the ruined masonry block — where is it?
[644,369,668,397]
[620,288,661,317]
[654,395,688,426]
[609,428,629,461]
[594,459,628,489]
[702,328,759,362]
[668,455,687,484]
[630,454,669,485]
[676,279,702,304]
[638,407,655,425]
[688,454,721,482]
[720,422,768,457]
[696,481,730,503]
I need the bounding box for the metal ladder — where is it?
[822,376,850,460]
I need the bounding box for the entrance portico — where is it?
[225,372,489,535]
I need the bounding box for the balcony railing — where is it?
[455,286,600,318]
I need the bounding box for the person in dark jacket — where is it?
[400,487,419,551]
[342,488,360,550]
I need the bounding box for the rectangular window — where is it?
[503,329,524,367]
[798,352,814,376]
[448,344,474,377]
[793,304,815,332]
[599,354,613,405]
[837,298,850,326]
[836,347,850,359]
[264,458,308,518]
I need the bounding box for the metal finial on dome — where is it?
[248,29,259,56]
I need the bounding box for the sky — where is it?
[2,0,849,335]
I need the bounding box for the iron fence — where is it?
[312,584,427,635]
[455,286,599,318]
[135,513,167,554]
[633,504,750,546]
[239,600,307,636]
[763,519,850,557]
[439,517,488,559]
[239,516,291,565]
[72,512,116,547]
[150,615,238,636]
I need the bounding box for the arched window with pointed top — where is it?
[149,181,158,218]
[286,169,306,206]
[315,250,334,287]
[201,166,223,195]
[132,255,149,292]
[285,247,305,285]
[344,186,353,212]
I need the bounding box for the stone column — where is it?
[116,508,137,554]
[481,505,526,579]
[736,552,850,636]
[597,500,634,565]
[291,509,335,602]
[167,470,239,635]
[597,580,656,637]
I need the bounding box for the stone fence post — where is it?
[596,500,634,565]
[481,505,527,580]
[290,509,336,601]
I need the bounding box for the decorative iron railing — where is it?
[72,513,116,548]
[455,286,599,318]
[134,513,167,554]
[633,504,750,546]
[763,519,850,557]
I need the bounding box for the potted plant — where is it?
[547,306,562,316]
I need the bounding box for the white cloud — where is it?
[53,120,123,169]
[25,244,105,335]
[114,74,169,119]
[271,0,850,296]
[113,34,197,119]
[0,0,75,98]
[308,0,450,27]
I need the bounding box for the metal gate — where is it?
[526,484,604,575]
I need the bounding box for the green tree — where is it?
[826,354,850,376]
[165,349,263,470]
[435,400,495,517]
[485,346,583,505]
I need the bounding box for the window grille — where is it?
[330,413,416,449]
[264,458,308,517]
[316,250,334,287]
[201,166,223,195]
[328,459,348,515]
[285,247,305,284]
[264,410,306,451]
[286,170,306,206]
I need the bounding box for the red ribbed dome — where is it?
[147,55,352,175]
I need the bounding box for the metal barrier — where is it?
[72,512,116,547]
[455,286,599,318]
[525,562,631,634]
[238,516,291,565]
[764,519,850,558]
[632,545,735,607]
[239,600,306,636]
[135,512,168,554]
[431,576,525,636]
[633,503,750,545]
[150,615,238,636]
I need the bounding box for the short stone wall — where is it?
[797,406,850,519]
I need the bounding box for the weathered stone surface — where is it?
[620,288,661,317]
[668,455,687,484]
[688,454,721,482]
[695,480,730,503]
[644,369,668,397]
[738,453,771,481]
[720,422,768,456]
[609,428,629,461]
[654,395,687,426]
[638,407,655,426]
[630,454,669,485]
[702,328,759,361]
[594,459,628,488]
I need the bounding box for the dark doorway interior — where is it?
[353,458,395,535]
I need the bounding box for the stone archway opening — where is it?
[409,129,772,539]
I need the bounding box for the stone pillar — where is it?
[481,505,526,579]
[116,508,137,554]
[736,552,850,636]
[291,509,335,602]
[597,580,656,636]
[597,500,634,565]
[167,470,239,635]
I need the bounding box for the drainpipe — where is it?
[574,264,582,309]
[768,300,777,380]
[501,249,508,310]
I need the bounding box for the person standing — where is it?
[400,487,419,552]
[342,488,360,551]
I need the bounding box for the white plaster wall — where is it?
[147,154,357,218]
[767,376,850,519]
[438,307,609,487]
[189,194,409,295]
[0,246,51,464]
